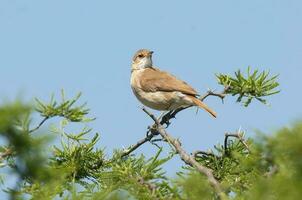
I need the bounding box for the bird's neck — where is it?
[131,58,153,72]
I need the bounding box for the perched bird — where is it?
[130,49,217,118]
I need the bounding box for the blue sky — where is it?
[0,0,302,189]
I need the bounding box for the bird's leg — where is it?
[160,110,175,128]
[157,111,168,121]
[159,103,177,127]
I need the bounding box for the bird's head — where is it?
[132,49,153,71]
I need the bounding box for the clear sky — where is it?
[0,0,301,186]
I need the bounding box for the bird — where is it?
[130,49,217,118]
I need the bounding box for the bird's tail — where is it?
[187,96,217,118]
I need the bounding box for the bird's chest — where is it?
[130,71,142,95]
[130,71,149,102]
[130,71,182,110]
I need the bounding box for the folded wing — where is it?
[139,67,198,96]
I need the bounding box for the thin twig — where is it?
[1,118,50,163]
[160,86,229,127]
[142,108,226,199]
[224,132,250,155]
[0,117,50,164]
[193,150,216,158]
[121,131,157,158]
[150,138,166,143]
[200,87,229,102]
[29,116,49,133]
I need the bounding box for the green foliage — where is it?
[35,90,94,122]
[216,67,280,106]
[0,93,179,200]
[52,131,104,181]
[176,172,214,200]
[242,122,302,200]
[0,101,47,180]
[96,149,178,200]
[190,134,263,198]
[176,123,302,200]
[0,101,57,200]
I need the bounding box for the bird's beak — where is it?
[148,51,154,58]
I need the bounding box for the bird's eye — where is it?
[138,54,144,58]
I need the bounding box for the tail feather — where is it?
[187,95,217,118]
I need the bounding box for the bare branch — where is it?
[142,107,158,122]
[200,86,230,102]
[160,86,229,127]
[193,150,216,158]
[224,132,250,154]
[29,116,49,133]
[120,132,157,158]
[142,108,226,199]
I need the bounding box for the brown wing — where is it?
[139,67,198,96]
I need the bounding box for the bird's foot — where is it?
[160,110,175,128]
[146,124,159,136]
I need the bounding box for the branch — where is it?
[120,111,163,157]
[29,116,49,133]
[121,131,157,158]
[142,108,226,199]
[200,86,230,102]
[193,150,216,158]
[224,132,250,154]
[0,117,50,163]
[0,117,50,164]
[160,86,229,127]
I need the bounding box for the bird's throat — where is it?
[132,57,152,71]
